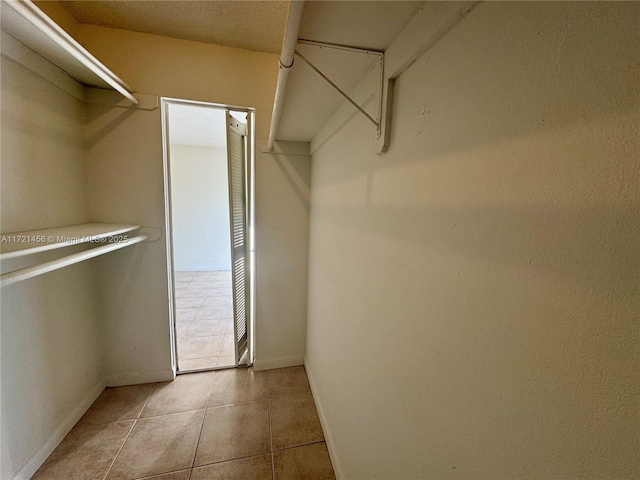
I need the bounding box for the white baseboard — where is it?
[105,368,175,387]
[304,357,344,480]
[12,378,106,480]
[252,355,304,371]
[11,367,176,480]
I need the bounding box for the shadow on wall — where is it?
[306,0,639,301]
[270,154,310,215]
[310,1,639,186]
[304,2,639,478]
[311,201,639,299]
[271,151,310,214]
[85,104,137,148]
[1,58,83,146]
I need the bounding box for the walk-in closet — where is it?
[3,1,638,479]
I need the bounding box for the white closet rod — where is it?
[7,0,140,105]
[0,234,148,287]
[267,0,306,150]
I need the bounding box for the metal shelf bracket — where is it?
[294,40,383,130]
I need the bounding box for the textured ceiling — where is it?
[168,104,248,148]
[168,104,227,148]
[59,0,289,53]
[47,0,425,144]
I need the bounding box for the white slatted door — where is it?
[226,112,249,363]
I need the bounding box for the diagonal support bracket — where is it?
[294,40,383,129]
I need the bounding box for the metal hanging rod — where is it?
[0,234,148,287]
[267,0,306,150]
[294,49,379,127]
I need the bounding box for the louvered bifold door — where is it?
[226,112,249,363]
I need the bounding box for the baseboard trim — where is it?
[304,357,345,480]
[12,378,106,480]
[11,367,176,480]
[105,368,175,387]
[253,355,304,371]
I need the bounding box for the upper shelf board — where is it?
[0,223,141,260]
[0,1,111,88]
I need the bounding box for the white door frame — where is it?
[160,97,256,373]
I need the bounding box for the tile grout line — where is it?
[190,414,207,473]
[268,389,313,400]
[136,467,192,480]
[193,451,273,469]
[101,420,136,480]
[101,383,157,480]
[204,368,218,410]
[140,382,159,415]
[205,397,268,413]
[66,355,309,480]
[175,304,197,372]
[169,452,278,480]
[190,370,217,471]
[271,451,276,480]
[266,371,277,480]
[271,439,327,453]
[179,288,230,368]
[213,330,223,358]
[135,404,221,421]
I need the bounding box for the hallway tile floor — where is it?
[174,271,235,371]
[32,366,335,479]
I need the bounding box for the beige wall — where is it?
[0,42,88,231]
[35,1,278,139]
[169,145,231,271]
[1,8,302,478]
[84,94,172,386]
[25,4,309,370]
[74,24,315,371]
[1,36,103,480]
[305,2,639,478]
[254,141,311,370]
[75,24,278,139]
[71,23,312,370]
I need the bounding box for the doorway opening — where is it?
[161,98,255,373]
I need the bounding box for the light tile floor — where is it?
[174,271,235,371]
[33,366,336,479]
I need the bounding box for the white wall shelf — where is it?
[0,223,149,288]
[0,223,141,260]
[0,0,139,104]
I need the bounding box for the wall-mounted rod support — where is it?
[7,0,140,105]
[375,1,478,153]
[267,0,306,151]
[0,235,148,287]
[295,50,379,127]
